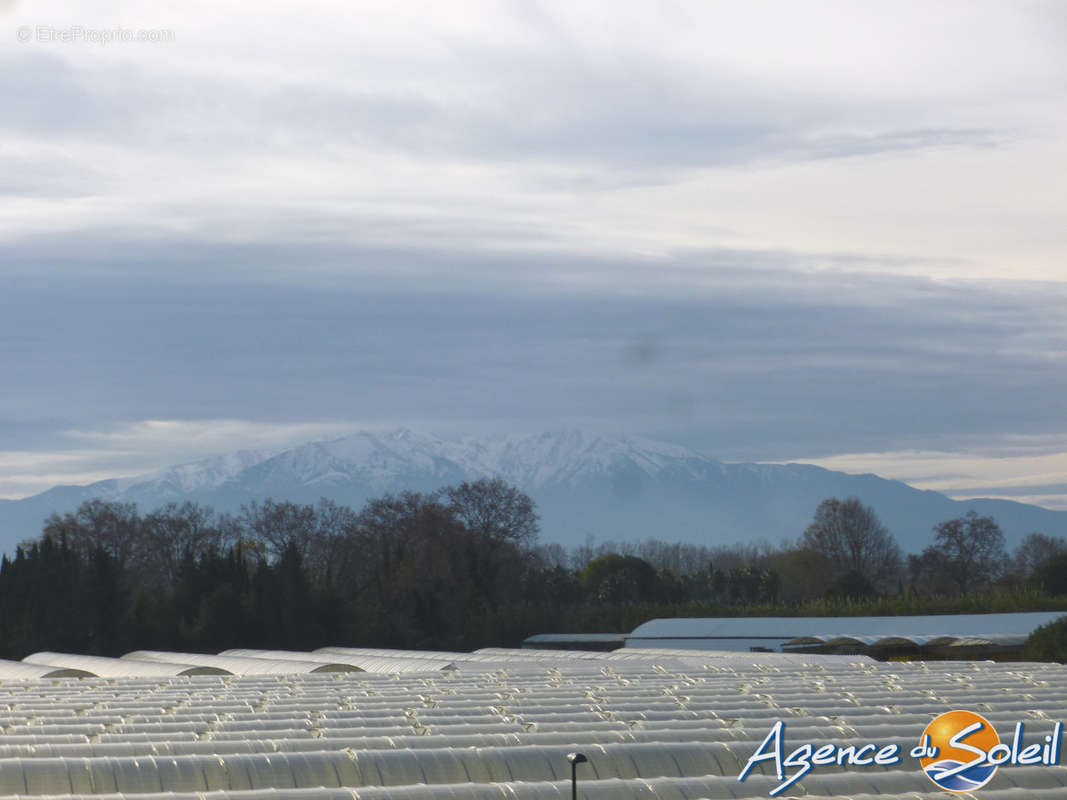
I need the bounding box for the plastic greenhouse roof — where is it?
[220,649,457,673]
[523,633,627,643]
[628,611,1067,641]
[0,650,1061,797]
[317,646,501,662]
[22,652,230,677]
[0,654,1058,797]
[121,651,361,675]
[0,658,94,679]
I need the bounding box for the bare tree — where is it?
[443,477,539,549]
[533,541,568,569]
[141,502,223,585]
[307,498,360,588]
[240,499,317,562]
[1013,532,1067,580]
[800,497,902,589]
[356,491,432,598]
[42,499,143,570]
[926,510,1007,594]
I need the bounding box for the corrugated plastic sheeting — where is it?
[0,727,783,759]
[781,633,1031,648]
[0,658,94,679]
[122,651,361,675]
[0,742,943,792]
[523,633,626,644]
[317,648,490,662]
[0,657,1062,797]
[948,634,1031,647]
[220,649,457,674]
[784,634,928,647]
[2,785,1066,800]
[628,611,1067,642]
[316,648,522,673]
[475,648,608,660]
[603,648,876,665]
[455,646,876,667]
[474,646,760,663]
[22,653,229,677]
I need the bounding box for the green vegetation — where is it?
[1035,553,1067,596]
[0,485,1064,659]
[1024,615,1067,662]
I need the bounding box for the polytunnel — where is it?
[0,648,1061,798]
[474,647,606,660]
[220,649,457,674]
[122,650,361,674]
[601,646,875,665]
[316,647,471,660]
[316,647,508,664]
[22,652,230,677]
[0,657,94,679]
[627,611,1067,653]
[946,633,1030,648]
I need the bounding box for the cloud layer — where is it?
[2,1,1066,506]
[3,1,1065,276]
[1,264,1065,501]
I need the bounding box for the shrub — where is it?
[1034,553,1067,596]
[826,569,876,600]
[1024,615,1067,662]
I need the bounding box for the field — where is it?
[0,647,1063,798]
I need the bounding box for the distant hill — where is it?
[2,429,1065,555]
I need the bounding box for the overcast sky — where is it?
[2,1,1066,509]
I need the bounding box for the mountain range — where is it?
[2,429,1065,555]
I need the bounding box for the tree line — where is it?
[791,497,1067,600]
[0,484,1064,660]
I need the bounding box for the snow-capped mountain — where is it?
[2,429,1066,555]
[132,429,712,495]
[117,449,274,495]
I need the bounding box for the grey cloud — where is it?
[785,128,999,161]
[0,41,1003,177]
[0,50,151,138]
[246,58,1000,170]
[948,483,1067,500]
[0,51,89,134]
[2,238,1065,462]
[0,152,109,198]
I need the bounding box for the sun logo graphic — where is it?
[917,710,1002,792]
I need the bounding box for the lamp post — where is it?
[566,752,587,800]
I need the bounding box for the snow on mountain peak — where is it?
[313,428,709,488]
[132,449,272,494]
[450,429,708,487]
[110,429,714,497]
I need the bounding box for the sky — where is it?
[2,1,1066,509]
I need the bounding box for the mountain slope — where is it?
[2,429,1065,555]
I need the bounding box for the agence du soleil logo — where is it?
[738,709,1063,796]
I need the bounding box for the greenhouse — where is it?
[0,646,1059,798]
[627,611,1067,655]
[221,649,457,674]
[0,658,93,680]
[121,651,361,675]
[22,652,230,677]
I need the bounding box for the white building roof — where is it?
[628,611,1067,645]
[122,651,360,675]
[0,646,1060,797]
[220,648,456,674]
[22,652,229,677]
